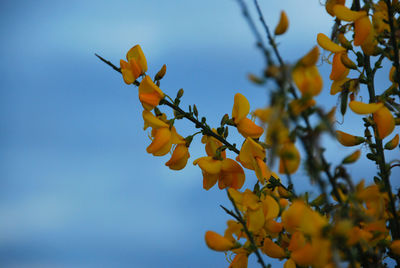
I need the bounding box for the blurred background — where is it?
[1,0,399,267]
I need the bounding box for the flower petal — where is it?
[336,130,365,146]
[142,110,169,130]
[317,33,346,53]
[146,128,172,156]
[349,101,383,114]
[232,93,250,124]
[274,11,289,35]
[237,118,264,138]
[126,44,147,73]
[205,231,235,251]
[165,144,190,170]
[373,106,395,139]
[354,16,372,46]
[333,5,367,22]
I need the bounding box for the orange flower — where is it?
[165,144,190,170]
[120,45,147,84]
[281,200,307,233]
[138,75,165,111]
[292,65,323,97]
[229,251,248,268]
[193,157,245,190]
[143,110,184,156]
[349,101,383,114]
[262,237,286,259]
[232,93,264,138]
[201,131,226,158]
[333,5,372,46]
[274,11,289,35]
[330,52,349,81]
[205,231,235,251]
[238,138,271,184]
[373,105,395,139]
[278,142,300,174]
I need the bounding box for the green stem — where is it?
[159,99,240,154]
[364,54,400,241]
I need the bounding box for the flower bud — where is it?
[342,150,361,164]
[274,11,289,35]
[384,134,399,150]
[336,130,365,146]
[340,53,357,69]
[155,64,167,80]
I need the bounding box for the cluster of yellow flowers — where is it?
[104,0,400,267]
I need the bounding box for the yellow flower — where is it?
[291,238,331,267]
[292,65,323,97]
[373,1,390,34]
[299,46,320,67]
[373,105,395,139]
[232,93,264,138]
[330,77,351,95]
[142,110,184,156]
[289,97,316,117]
[193,157,245,190]
[283,259,296,268]
[288,231,306,252]
[330,52,349,81]
[229,251,248,268]
[262,237,286,259]
[205,231,235,251]
[165,144,190,170]
[262,194,280,221]
[253,108,272,123]
[278,142,301,174]
[281,200,307,233]
[384,134,399,150]
[264,219,283,237]
[274,11,289,35]
[224,220,243,242]
[317,33,346,53]
[228,189,266,232]
[349,101,383,114]
[201,131,226,158]
[120,45,147,84]
[138,75,165,111]
[325,0,345,16]
[238,138,271,184]
[332,5,372,46]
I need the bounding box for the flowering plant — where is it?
[97,0,400,266]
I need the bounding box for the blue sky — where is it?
[1,0,399,267]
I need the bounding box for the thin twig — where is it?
[95,53,121,73]
[235,0,273,66]
[385,0,400,97]
[225,189,267,268]
[253,0,284,66]
[363,42,400,241]
[159,99,240,154]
